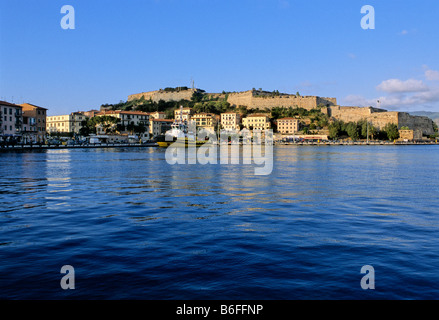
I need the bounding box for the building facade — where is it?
[149,111,166,120]
[221,112,241,131]
[191,113,218,133]
[47,112,85,134]
[174,108,193,123]
[1,101,23,139]
[277,118,300,134]
[399,129,423,141]
[20,103,47,143]
[95,110,150,139]
[242,114,271,131]
[150,119,173,137]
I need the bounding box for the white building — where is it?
[46,112,86,134]
[221,112,241,131]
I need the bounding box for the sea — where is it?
[1,145,438,300]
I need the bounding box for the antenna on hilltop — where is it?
[191,78,195,90]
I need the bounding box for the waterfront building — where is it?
[221,112,241,132]
[20,103,47,143]
[82,110,99,118]
[150,119,173,137]
[1,101,23,140]
[191,113,218,133]
[174,108,193,123]
[242,114,271,131]
[277,118,300,135]
[399,129,423,141]
[95,110,150,139]
[47,112,86,135]
[149,111,166,120]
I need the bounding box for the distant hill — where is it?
[410,111,439,125]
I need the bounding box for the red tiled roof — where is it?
[246,114,270,118]
[97,110,149,116]
[151,119,173,122]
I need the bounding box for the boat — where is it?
[156,107,208,148]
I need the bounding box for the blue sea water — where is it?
[0,145,438,300]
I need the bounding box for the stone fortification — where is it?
[129,88,337,110]
[128,89,198,103]
[226,90,337,110]
[127,88,435,135]
[328,106,435,135]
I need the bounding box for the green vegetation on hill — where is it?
[328,120,399,141]
[101,92,237,119]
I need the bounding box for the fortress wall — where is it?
[329,107,434,134]
[398,112,435,135]
[328,106,375,123]
[329,106,398,130]
[226,91,254,107]
[128,90,195,102]
[317,97,338,106]
[249,96,319,110]
[130,89,337,111]
[368,112,400,130]
[227,92,337,110]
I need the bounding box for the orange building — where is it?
[20,103,47,143]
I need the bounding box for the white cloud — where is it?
[343,68,439,111]
[376,78,429,93]
[400,30,408,35]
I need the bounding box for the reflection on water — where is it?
[45,150,73,209]
[0,146,439,299]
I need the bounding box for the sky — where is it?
[0,0,439,116]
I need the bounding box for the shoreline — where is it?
[1,141,438,152]
[0,143,158,152]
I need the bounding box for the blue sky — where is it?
[1,0,439,115]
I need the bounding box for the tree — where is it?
[127,122,136,134]
[79,119,94,136]
[191,91,204,103]
[384,123,400,140]
[346,122,360,140]
[134,123,147,136]
[328,120,344,139]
